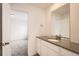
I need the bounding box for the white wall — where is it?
[28,7,47,56]
[10,5,47,55]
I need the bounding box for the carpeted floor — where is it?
[11,39,28,56]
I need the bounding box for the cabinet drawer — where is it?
[60,48,79,56]
[41,46,59,56]
[41,40,60,53]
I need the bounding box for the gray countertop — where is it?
[37,36,79,54]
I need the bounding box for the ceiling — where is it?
[53,4,70,15]
[10,3,53,9]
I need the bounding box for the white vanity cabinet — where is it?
[36,38,79,56]
[40,40,60,56]
[60,48,79,56]
[41,46,51,56]
[41,45,59,56]
[36,38,60,56]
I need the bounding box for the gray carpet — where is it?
[11,39,28,56]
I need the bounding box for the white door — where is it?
[0,3,2,56]
[2,3,11,56]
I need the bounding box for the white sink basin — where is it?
[48,39,59,42]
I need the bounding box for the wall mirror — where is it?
[51,4,70,39]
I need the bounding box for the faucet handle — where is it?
[56,35,61,40]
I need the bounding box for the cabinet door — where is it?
[41,46,49,56]
[36,38,41,55]
[41,46,59,56]
[41,40,60,53]
[60,48,79,56]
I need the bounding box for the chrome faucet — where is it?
[56,35,69,40]
[56,35,61,40]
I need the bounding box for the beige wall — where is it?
[70,4,79,43]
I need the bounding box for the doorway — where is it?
[10,10,28,56]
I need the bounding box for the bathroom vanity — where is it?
[36,36,79,56]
